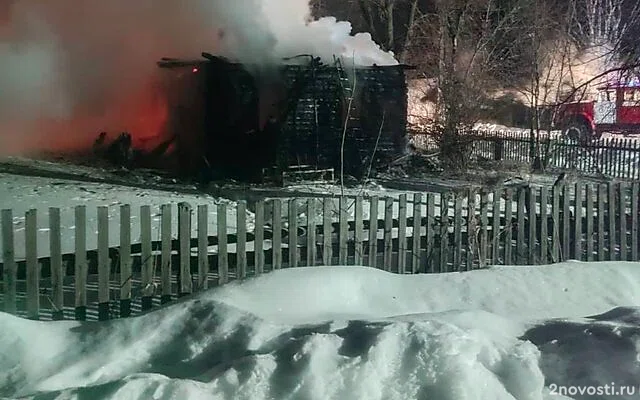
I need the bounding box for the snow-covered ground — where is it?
[0,173,578,259]
[0,174,253,259]
[2,261,640,399]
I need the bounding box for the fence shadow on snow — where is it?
[1,181,639,320]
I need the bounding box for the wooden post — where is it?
[383,197,393,272]
[289,199,299,267]
[178,202,192,296]
[354,196,364,265]
[453,193,463,270]
[120,205,132,317]
[597,185,606,261]
[368,196,379,268]
[160,204,172,304]
[398,194,408,273]
[516,188,526,265]
[504,189,513,265]
[2,210,16,314]
[551,186,560,262]
[338,197,348,265]
[479,191,489,268]
[25,209,39,320]
[439,193,450,272]
[562,184,571,260]
[412,193,422,273]
[620,183,628,261]
[585,184,594,262]
[632,183,639,261]
[255,200,265,274]
[97,206,110,320]
[49,207,63,320]
[527,186,536,265]
[426,193,435,272]
[574,183,583,261]
[272,199,282,270]
[140,205,153,311]
[217,203,228,284]
[237,201,247,278]
[197,204,209,290]
[306,199,316,267]
[466,190,476,271]
[608,183,616,261]
[491,189,502,266]
[322,198,332,266]
[540,187,549,264]
[74,205,87,321]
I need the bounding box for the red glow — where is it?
[192,67,199,73]
[0,77,169,156]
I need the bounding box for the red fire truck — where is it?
[555,78,640,141]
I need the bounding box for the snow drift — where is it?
[2,262,640,399]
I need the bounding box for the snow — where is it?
[2,261,640,399]
[0,174,253,259]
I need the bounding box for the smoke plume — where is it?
[0,0,396,156]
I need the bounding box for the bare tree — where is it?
[355,0,423,62]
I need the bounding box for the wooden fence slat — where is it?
[597,184,606,261]
[562,184,571,261]
[479,191,489,268]
[218,203,229,283]
[412,193,422,273]
[383,197,394,272]
[504,189,513,265]
[197,204,209,290]
[439,193,450,272]
[632,183,639,261]
[25,209,39,320]
[289,199,299,267]
[306,199,316,267]
[516,188,526,265]
[619,183,628,261]
[491,189,501,265]
[574,183,583,261]
[368,196,379,268]
[237,201,247,278]
[140,205,153,311]
[2,210,16,314]
[74,205,87,321]
[585,185,594,262]
[608,183,617,261]
[528,186,536,265]
[426,193,436,272]
[160,204,172,304]
[540,187,548,264]
[120,205,132,316]
[551,186,560,262]
[354,196,364,265]
[466,190,476,271]
[398,194,408,273]
[48,207,63,320]
[97,206,110,320]
[272,199,282,270]
[338,197,348,265]
[323,198,332,266]
[453,193,463,270]
[178,202,192,296]
[254,201,265,274]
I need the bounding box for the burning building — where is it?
[157,52,412,182]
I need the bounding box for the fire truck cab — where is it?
[557,78,640,141]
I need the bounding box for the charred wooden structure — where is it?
[157,53,412,182]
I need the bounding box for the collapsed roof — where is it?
[157,53,413,182]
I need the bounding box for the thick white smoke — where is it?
[0,0,396,156]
